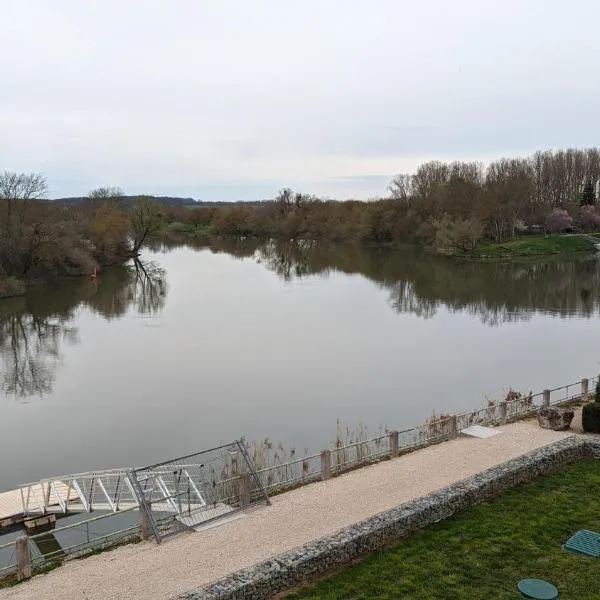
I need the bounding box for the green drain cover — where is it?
[564,530,600,558]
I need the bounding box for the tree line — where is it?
[161,147,600,253]
[0,173,162,295]
[2,146,599,294]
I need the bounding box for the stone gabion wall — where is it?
[177,437,599,600]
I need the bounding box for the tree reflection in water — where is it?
[0,260,166,399]
[9,236,600,398]
[163,236,600,327]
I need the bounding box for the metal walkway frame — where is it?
[15,439,270,544]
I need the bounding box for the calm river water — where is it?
[1,239,599,490]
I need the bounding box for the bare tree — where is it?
[87,186,124,209]
[388,173,414,206]
[0,172,48,274]
[0,171,47,199]
[483,159,533,240]
[276,188,294,216]
[0,171,48,229]
[130,196,162,254]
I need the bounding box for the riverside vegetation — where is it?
[0,174,162,298]
[160,147,600,257]
[3,147,600,296]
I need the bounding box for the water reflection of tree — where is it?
[172,238,600,326]
[130,260,167,315]
[154,237,600,325]
[0,298,78,397]
[0,261,167,399]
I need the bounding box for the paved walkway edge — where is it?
[177,436,600,600]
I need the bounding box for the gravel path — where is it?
[0,422,570,600]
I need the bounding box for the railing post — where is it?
[499,401,508,424]
[543,389,550,407]
[139,499,153,541]
[238,457,251,509]
[582,378,589,402]
[129,470,161,544]
[231,450,250,508]
[320,450,331,481]
[389,431,399,457]
[15,536,32,581]
[449,415,458,437]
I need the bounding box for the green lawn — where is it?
[473,234,596,259]
[285,460,600,600]
[160,222,214,238]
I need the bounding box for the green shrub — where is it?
[595,376,600,402]
[582,402,600,433]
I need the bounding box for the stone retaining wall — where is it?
[177,436,600,600]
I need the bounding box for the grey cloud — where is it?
[1,0,599,199]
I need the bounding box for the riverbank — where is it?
[0,252,145,301]
[0,423,573,600]
[162,227,600,262]
[470,234,598,259]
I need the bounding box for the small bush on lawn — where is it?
[582,402,600,433]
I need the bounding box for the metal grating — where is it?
[564,529,600,558]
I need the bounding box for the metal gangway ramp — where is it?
[17,467,209,517]
[9,440,270,543]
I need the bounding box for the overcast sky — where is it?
[1,1,599,200]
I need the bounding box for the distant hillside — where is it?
[50,195,266,207]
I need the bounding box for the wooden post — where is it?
[499,402,508,424]
[15,536,32,581]
[239,474,251,508]
[320,450,331,480]
[389,430,399,458]
[238,456,251,509]
[231,450,251,509]
[139,500,152,541]
[582,378,589,402]
[543,389,550,407]
[450,415,458,437]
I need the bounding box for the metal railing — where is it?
[131,440,270,542]
[28,506,142,565]
[250,376,596,493]
[0,376,595,582]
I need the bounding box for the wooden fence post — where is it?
[320,450,331,480]
[230,449,251,508]
[238,459,251,509]
[389,431,399,457]
[450,415,458,437]
[582,378,589,402]
[543,389,550,407]
[139,500,153,541]
[15,536,32,581]
[499,402,508,424]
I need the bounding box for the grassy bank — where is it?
[471,234,597,259]
[161,225,599,262]
[285,459,600,600]
[163,222,214,239]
